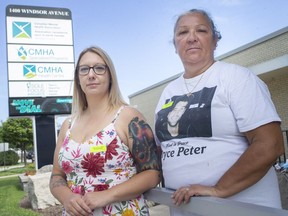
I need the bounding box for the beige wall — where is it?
[263,72,288,130]
[265,72,288,157]
[218,31,288,67]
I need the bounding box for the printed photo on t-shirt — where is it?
[155,86,216,142]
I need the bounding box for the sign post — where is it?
[6,5,74,168]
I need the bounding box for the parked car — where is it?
[26,151,34,160]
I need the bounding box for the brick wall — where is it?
[264,73,288,130]
[218,31,288,67]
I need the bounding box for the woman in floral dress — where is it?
[50,46,161,216]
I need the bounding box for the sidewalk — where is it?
[0,164,25,179]
[0,174,19,179]
[0,164,24,172]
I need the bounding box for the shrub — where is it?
[0,150,19,166]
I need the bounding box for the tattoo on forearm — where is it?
[50,173,64,178]
[129,117,161,172]
[50,173,68,189]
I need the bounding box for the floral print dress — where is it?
[59,107,150,216]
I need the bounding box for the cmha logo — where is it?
[17,46,28,60]
[17,46,55,60]
[23,64,64,79]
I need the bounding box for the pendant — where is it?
[186,92,194,98]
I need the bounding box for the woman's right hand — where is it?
[171,184,219,206]
[63,193,92,216]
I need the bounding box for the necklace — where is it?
[184,73,204,97]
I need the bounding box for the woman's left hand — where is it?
[171,184,218,206]
[82,191,111,210]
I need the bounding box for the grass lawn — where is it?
[0,164,40,215]
[0,176,39,216]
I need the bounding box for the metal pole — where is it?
[3,142,6,170]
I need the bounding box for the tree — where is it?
[0,124,3,143]
[1,117,33,164]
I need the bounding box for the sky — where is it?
[0,0,288,123]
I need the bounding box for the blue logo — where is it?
[17,46,28,60]
[17,46,55,60]
[23,65,36,78]
[12,22,32,38]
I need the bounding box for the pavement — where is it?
[0,174,19,179]
[0,164,25,179]
[0,164,24,172]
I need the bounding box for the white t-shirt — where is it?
[155,61,282,214]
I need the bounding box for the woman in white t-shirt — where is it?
[154,9,285,216]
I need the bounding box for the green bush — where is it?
[0,150,19,166]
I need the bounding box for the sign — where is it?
[9,97,72,115]
[6,5,74,116]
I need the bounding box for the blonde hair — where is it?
[72,46,128,117]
